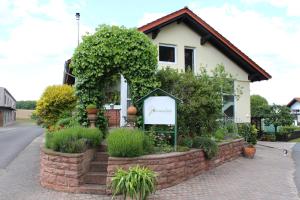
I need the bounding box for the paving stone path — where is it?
[0,135,298,200]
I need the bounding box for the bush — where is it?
[107,128,151,157]
[182,137,193,148]
[260,134,276,142]
[237,123,257,145]
[157,65,235,136]
[36,85,77,127]
[213,128,225,142]
[193,136,218,159]
[45,127,102,153]
[56,117,80,128]
[177,145,190,152]
[192,136,202,148]
[111,165,156,200]
[86,104,96,109]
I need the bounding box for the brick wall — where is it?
[104,109,120,127]
[107,139,244,190]
[40,148,95,193]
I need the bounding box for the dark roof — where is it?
[138,7,272,82]
[287,98,300,107]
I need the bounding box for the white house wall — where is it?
[147,22,251,123]
[291,102,300,111]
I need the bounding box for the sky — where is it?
[0,0,299,105]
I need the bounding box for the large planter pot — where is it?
[86,108,98,114]
[127,106,137,115]
[243,146,256,158]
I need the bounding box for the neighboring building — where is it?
[287,98,300,126]
[0,87,16,127]
[63,7,271,127]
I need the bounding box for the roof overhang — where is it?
[287,98,300,107]
[138,7,272,82]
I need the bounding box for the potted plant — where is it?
[243,125,258,159]
[86,104,97,114]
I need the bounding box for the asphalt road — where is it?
[0,122,43,168]
[293,143,300,195]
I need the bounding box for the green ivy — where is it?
[70,25,159,130]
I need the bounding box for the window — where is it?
[159,44,176,63]
[185,48,195,72]
[222,81,235,120]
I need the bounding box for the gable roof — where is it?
[287,98,300,107]
[138,7,271,82]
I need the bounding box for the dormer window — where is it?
[159,44,176,64]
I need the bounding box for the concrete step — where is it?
[84,172,107,185]
[89,161,108,172]
[78,184,106,195]
[94,152,109,162]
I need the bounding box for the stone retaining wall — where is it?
[40,148,95,193]
[107,139,244,190]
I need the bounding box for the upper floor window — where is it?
[159,44,176,64]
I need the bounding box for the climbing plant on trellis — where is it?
[71,25,159,131]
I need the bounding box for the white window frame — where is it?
[184,46,196,74]
[158,44,177,65]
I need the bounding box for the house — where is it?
[287,98,300,126]
[63,7,271,127]
[0,87,16,127]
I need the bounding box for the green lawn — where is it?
[289,138,300,143]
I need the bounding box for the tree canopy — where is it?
[250,95,269,118]
[264,104,294,133]
[16,100,36,110]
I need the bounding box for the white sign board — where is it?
[143,96,176,125]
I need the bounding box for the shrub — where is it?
[86,104,96,109]
[192,136,202,148]
[143,134,155,154]
[36,85,77,127]
[177,145,190,152]
[182,137,193,148]
[56,117,80,128]
[45,127,102,153]
[238,124,257,145]
[214,128,225,142]
[107,128,149,157]
[260,134,276,142]
[157,65,236,136]
[193,137,218,159]
[111,165,156,200]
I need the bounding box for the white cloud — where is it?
[0,0,91,100]
[138,12,166,27]
[242,0,300,16]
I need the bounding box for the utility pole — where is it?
[75,13,80,46]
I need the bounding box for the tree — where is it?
[157,65,236,136]
[250,95,269,118]
[35,85,77,127]
[16,100,36,110]
[264,104,294,133]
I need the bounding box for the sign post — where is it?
[136,88,181,151]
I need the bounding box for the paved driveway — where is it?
[0,122,43,168]
[0,137,298,200]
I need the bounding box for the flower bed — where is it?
[107,139,244,191]
[40,147,96,193]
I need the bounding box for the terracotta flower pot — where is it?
[127,106,137,115]
[86,108,98,114]
[243,145,256,159]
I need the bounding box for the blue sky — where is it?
[0,0,300,104]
